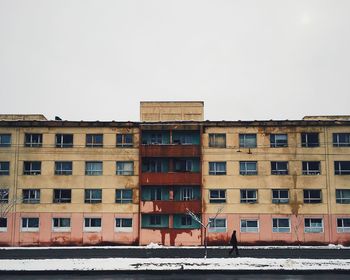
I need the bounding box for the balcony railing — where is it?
[141,172,201,185]
[141,200,201,214]
[141,144,200,157]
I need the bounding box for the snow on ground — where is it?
[0,258,349,271]
[1,244,349,250]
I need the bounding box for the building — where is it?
[0,103,349,246]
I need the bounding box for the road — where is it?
[1,247,350,259]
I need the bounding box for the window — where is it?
[141,214,169,228]
[0,162,10,176]
[209,190,226,203]
[86,134,103,147]
[333,133,350,147]
[181,215,192,226]
[0,134,11,147]
[85,161,103,176]
[272,218,290,233]
[303,189,322,203]
[209,134,226,148]
[21,217,39,232]
[271,161,288,175]
[272,189,289,204]
[180,187,194,201]
[53,189,71,203]
[301,133,319,148]
[116,189,133,204]
[302,161,321,175]
[336,189,350,204]
[0,188,9,203]
[141,131,169,145]
[208,218,226,232]
[85,189,102,204]
[55,161,72,175]
[240,219,259,233]
[174,159,195,172]
[172,131,198,145]
[84,218,101,232]
[52,218,71,232]
[209,162,226,175]
[304,218,323,233]
[239,134,257,148]
[270,134,288,148]
[0,218,7,232]
[240,189,257,203]
[115,218,133,232]
[239,161,257,175]
[23,161,41,175]
[142,158,167,173]
[55,134,73,148]
[22,189,40,204]
[25,133,42,147]
[116,161,134,175]
[149,187,162,201]
[337,218,350,233]
[117,134,133,147]
[335,161,350,175]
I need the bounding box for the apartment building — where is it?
[0,103,349,246]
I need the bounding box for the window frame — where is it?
[0,217,7,232]
[84,189,102,204]
[52,217,71,232]
[55,134,73,148]
[86,134,103,148]
[23,161,41,176]
[0,162,10,176]
[333,133,350,147]
[53,189,72,203]
[303,189,322,204]
[304,218,323,233]
[240,189,258,204]
[83,217,102,232]
[22,189,40,204]
[240,219,259,233]
[239,161,258,175]
[115,189,133,204]
[116,134,133,147]
[85,161,103,176]
[24,133,42,148]
[54,161,73,176]
[336,189,350,204]
[337,218,350,233]
[115,218,133,232]
[0,188,9,203]
[334,161,350,175]
[271,161,289,175]
[270,134,288,148]
[239,133,257,148]
[0,134,11,147]
[301,133,319,148]
[209,162,226,175]
[116,161,134,176]
[208,218,227,233]
[208,133,226,148]
[21,217,39,232]
[209,189,226,203]
[272,218,291,233]
[272,189,289,204]
[302,161,321,175]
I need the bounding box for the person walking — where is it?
[229,230,239,256]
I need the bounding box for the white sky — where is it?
[0,0,349,121]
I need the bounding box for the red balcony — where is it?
[141,172,201,185]
[140,145,200,157]
[140,200,201,214]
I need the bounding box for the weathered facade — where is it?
[0,102,349,246]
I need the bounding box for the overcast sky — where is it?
[0,0,349,121]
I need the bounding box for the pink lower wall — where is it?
[1,213,349,246]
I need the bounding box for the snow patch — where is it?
[146,242,163,249]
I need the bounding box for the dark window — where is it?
[304,218,323,233]
[84,218,101,228]
[174,159,195,172]
[23,161,41,175]
[86,134,103,147]
[209,134,226,148]
[53,189,71,203]
[335,161,350,175]
[239,134,257,148]
[270,134,288,148]
[116,134,133,147]
[209,189,226,203]
[337,218,350,233]
[25,134,42,147]
[53,218,71,229]
[302,161,321,175]
[0,188,9,203]
[22,189,40,204]
[240,219,258,233]
[240,189,257,203]
[271,161,289,175]
[55,161,72,175]
[209,162,226,175]
[272,189,289,204]
[115,189,133,203]
[303,189,322,203]
[21,218,39,230]
[0,218,7,228]
[0,134,11,147]
[116,218,132,228]
[85,189,102,203]
[336,189,350,204]
[301,133,319,148]
[85,161,103,176]
[0,162,10,176]
[116,161,134,175]
[272,218,290,233]
[150,215,162,226]
[181,215,192,226]
[240,161,257,175]
[55,134,73,148]
[333,133,350,147]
